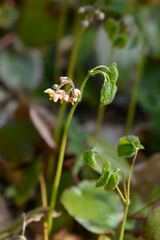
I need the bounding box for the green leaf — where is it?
[0,49,43,91]
[0,119,40,163]
[108,65,118,83]
[104,18,118,40]
[16,0,57,45]
[106,82,117,105]
[83,151,97,168]
[96,171,111,188]
[102,161,111,173]
[113,34,127,48]
[68,118,88,157]
[144,206,160,240]
[88,137,130,177]
[117,135,144,158]
[61,180,123,234]
[100,81,112,107]
[90,144,97,152]
[104,173,119,191]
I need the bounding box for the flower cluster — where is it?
[44,77,81,105]
[78,5,105,28]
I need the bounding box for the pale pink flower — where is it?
[53,93,62,102]
[57,90,69,101]
[68,97,75,105]
[73,88,81,98]
[52,84,59,90]
[59,76,68,84]
[44,88,62,102]
[44,88,54,94]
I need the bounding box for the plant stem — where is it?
[119,150,138,240]
[116,186,126,204]
[119,203,129,240]
[48,69,107,234]
[48,101,78,234]
[95,151,105,164]
[47,25,85,181]
[39,173,48,240]
[94,45,114,137]
[124,38,145,134]
[119,169,127,200]
[94,106,106,137]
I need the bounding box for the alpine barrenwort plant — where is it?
[45,64,118,235]
[83,135,144,240]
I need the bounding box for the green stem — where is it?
[119,150,138,240]
[116,186,126,204]
[94,45,114,137]
[95,151,105,164]
[119,203,129,240]
[48,72,90,234]
[119,169,127,200]
[124,38,145,134]
[94,106,106,137]
[48,102,78,234]
[48,69,108,234]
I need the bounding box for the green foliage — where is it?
[104,173,119,191]
[113,34,127,48]
[117,135,144,158]
[96,170,111,188]
[104,18,119,40]
[0,119,40,163]
[14,160,42,205]
[61,180,123,234]
[83,151,97,168]
[16,0,57,45]
[88,137,130,177]
[100,81,112,107]
[0,49,43,91]
[144,206,160,240]
[96,160,119,191]
[100,65,118,107]
[108,65,118,83]
[68,118,88,157]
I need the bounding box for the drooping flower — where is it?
[57,90,69,102]
[44,88,62,102]
[59,77,69,84]
[72,88,81,98]
[68,97,75,105]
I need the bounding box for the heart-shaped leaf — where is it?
[88,137,130,177]
[104,18,118,40]
[108,65,118,83]
[83,151,97,168]
[104,173,119,191]
[144,205,160,240]
[117,135,144,158]
[96,170,111,188]
[61,180,123,234]
[102,161,111,173]
[114,34,127,48]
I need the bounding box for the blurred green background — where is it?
[0,0,160,239]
